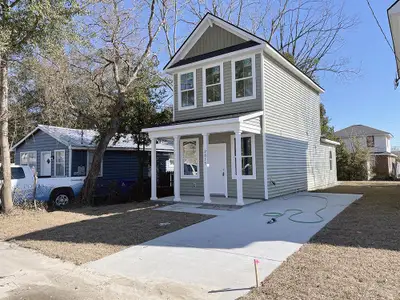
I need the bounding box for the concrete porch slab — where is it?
[87,192,362,300]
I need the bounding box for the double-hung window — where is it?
[203,64,223,106]
[180,138,200,179]
[54,150,66,177]
[87,151,103,177]
[20,151,37,173]
[179,71,196,109]
[231,134,256,179]
[232,55,256,102]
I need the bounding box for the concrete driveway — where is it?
[87,192,361,300]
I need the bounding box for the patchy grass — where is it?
[241,183,400,300]
[0,201,212,265]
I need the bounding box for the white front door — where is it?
[208,143,227,196]
[40,151,52,177]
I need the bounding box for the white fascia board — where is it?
[238,110,264,122]
[166,45,265,75]
[263,45,325,94]
[240,123,261,134]
[320,138,340,146]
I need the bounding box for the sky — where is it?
[320,0,400,146]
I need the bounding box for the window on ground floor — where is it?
[231,134,256,179]
[20,151,37,174]
[54,150,66,177]
[329,150,333,171]
[87,151,103,177]
[180,138,199,179]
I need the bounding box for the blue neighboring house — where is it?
[10,125,174,200]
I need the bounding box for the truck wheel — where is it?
[51,189,73,209]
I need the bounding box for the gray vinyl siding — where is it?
[14,130,69,177]
[307,144,337,190]
[180,132,264,199]
[174,53,263,121]
[263,52,335,198]
[184,25,245,59]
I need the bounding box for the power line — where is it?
[366,0,400,85]
[366,0,395,52]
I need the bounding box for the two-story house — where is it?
[335,125,398,178]
[143,13,339,205]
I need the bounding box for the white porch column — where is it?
[202,133,211,203]
[173,135,181,202]
[150,138,157,201]
[235,131,244,206]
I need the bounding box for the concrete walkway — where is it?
[87,192,361,300]
[0,242,208,299]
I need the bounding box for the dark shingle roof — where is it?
[170,41,260,68]
[335,125,392,138]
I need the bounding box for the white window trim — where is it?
[202,62,224,107]
[180,137,200,179]
[230,134,256,180]
[54,149,66,177]
[86,151,103,177]
[232,54,256,102]
[20,151,37,171]
[178,69,197,111]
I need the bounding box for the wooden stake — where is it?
[254,259,259,287]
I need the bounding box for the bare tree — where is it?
[177,0,358,79]
[74,0,166,203]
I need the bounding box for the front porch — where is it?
[142,111,265,206]
[156,195,262,206]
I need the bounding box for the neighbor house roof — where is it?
[335,125,393,138]
[11,125,174,152]
[164,12,324,94]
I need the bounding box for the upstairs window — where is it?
[233,56,256,102]
[178,71,196,109]
[203,64,223,106]
[366,136,374,147]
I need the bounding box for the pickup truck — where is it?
[0,165,85,208]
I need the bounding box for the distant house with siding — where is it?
[11,125,173,193]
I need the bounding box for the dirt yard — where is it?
[0,201,212,265]
[242,183,400,300]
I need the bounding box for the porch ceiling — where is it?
[142,111,263,138]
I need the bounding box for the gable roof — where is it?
[335,125,393,138]
[164,13,324,94]
[11,125,174,152]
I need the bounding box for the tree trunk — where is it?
[80,117,121,205]
[0,56,12,214]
